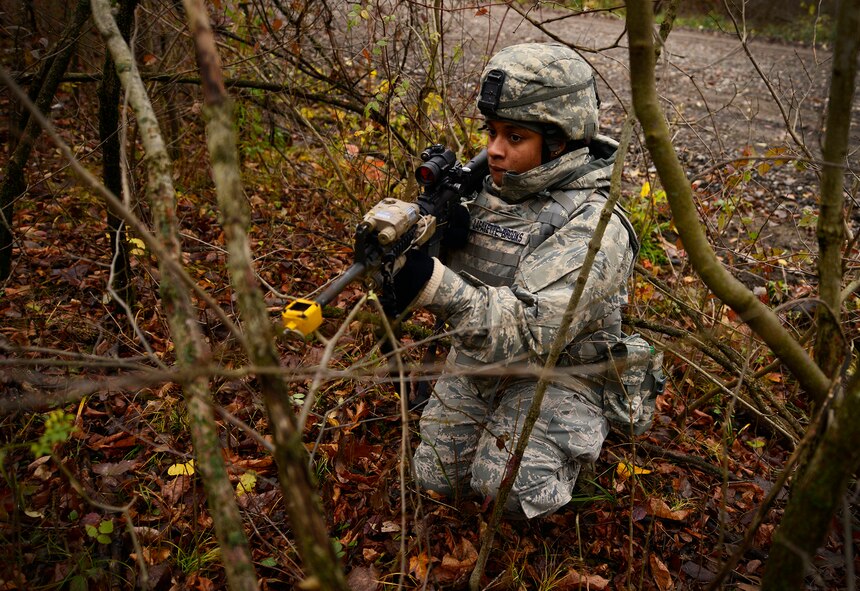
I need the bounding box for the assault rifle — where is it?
[282,145,489,336]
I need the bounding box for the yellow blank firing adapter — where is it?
[282,298,323,336]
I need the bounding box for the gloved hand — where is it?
[381,249,434,317]
[441,203,470,251]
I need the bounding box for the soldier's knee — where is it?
[412,444,466,497]
[471,460,580,519]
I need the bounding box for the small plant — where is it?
[84,517,114,545]
[170,539,222,575]
[628,181,671,265]
[30,409,75,457]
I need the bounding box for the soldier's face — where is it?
[485,120,543,186]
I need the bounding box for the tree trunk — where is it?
[763,0,860,585]
[762,374,860,588]
[98,0,138,309]
[90,1,260,589]
[812,0,860,393]
[182,1,350,588]
[0,0,90,280]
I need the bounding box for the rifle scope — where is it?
[415,145,456,187]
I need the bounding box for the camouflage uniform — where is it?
[406,43,639,519]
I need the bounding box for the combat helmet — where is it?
[477,43,599,145]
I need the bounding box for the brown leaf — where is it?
[434,538,478,583]
[555,567,610,590]
[409,552,430,581]
[681,561,716,583]
[346,565,380,591]
[754,524,774,548]
[187,574,215,591]
[650,554,675,591]
[645,497,692,521]
[161,475,191,505]
[92,460,139,477]
[86,431,139,451]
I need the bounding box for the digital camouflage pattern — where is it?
[479,43,600,142]
[410,136,638,518]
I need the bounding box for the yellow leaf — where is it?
[640,181,651,197]
[127,237,146,256]
[168,459,195,476]
[236,471,257,496]
[616,461,652,480]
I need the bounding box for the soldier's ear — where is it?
[544,126,566,154]
[548,140,566,158]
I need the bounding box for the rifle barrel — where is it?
[315,261,367,307]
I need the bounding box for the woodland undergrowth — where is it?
[1,40,855,591]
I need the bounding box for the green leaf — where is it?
[97,534,111,544]
[85,524,99,538]
[70,575,88,591]
[99,520,114,534]
[260,557,278,567]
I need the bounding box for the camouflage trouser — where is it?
[412,356,608,519]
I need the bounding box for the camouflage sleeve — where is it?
[415,206,633,364]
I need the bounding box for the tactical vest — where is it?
[448,187,639,289]
[448,187,662,433]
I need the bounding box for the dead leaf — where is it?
[650,554,675,591]
[556,567,610,590]
[161,475,191,505]
[754,524,774,547]
[132,526,162,544]
[409,552,430,581]
[645,497,692,521]
[434,538,478,583]
[168,460,195,476]
[346,565,380,591]
[92,460,139,477]
[186,573,215,591]
[681,561,716,582]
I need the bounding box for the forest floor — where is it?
[2,6,859,591]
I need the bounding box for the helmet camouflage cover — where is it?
[478,42,599,142]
